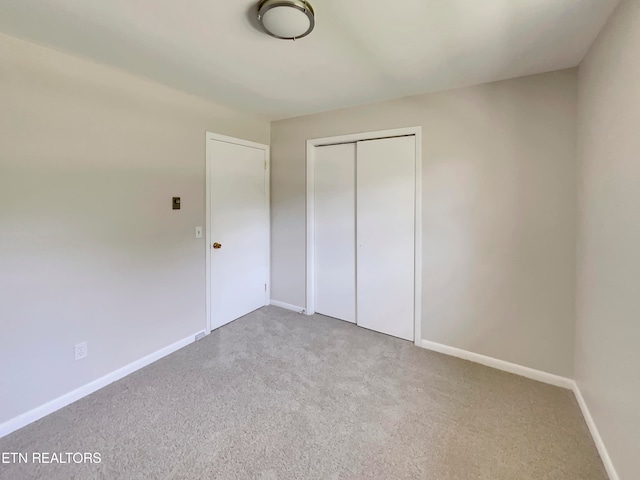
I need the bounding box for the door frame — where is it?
[205,132,270,335]
[305,126,423,346]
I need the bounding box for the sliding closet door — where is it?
[356,136,416,340]
[314,143,356,323]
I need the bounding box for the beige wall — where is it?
[0,33,269,425]
[576,0,640,478]
[271,70,578,377]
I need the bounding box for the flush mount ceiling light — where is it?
[257,0,315,40]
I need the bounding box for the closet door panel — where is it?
[356,136,415,340]
[314,143,357,322]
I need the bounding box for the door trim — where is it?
[205,132,270,335]
[305,127,423,346]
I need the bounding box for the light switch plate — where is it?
[195,226,203,239]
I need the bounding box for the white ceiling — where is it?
[0,0,619,119]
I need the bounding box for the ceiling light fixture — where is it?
[257,0,315,40]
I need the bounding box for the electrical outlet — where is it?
[195,226,203,239]
[75,342,88,361]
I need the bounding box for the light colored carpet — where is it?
[0,306,607,479]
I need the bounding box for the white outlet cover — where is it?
[195,226,203,239]
[75,341,88,361]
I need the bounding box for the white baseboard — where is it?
[0,328,618,480]
[419,339,617,479]
[420,339,574,389]
[0,332,200,439]
[269,300,305,313]
[572,383,619,480]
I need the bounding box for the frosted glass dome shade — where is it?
[258,0,315,40]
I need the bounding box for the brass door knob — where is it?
[213,242,222,249]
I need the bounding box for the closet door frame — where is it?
[305,126,423,346]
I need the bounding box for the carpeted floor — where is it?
[0,306,607,479]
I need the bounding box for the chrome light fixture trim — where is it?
[257,0,315,40]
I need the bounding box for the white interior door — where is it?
[209,139,268,331]
[314,143,356,323]
[356,136,416,340]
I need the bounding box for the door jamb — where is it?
[205,132,270,335]
[305,127,422,346]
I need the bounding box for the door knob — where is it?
[213,242,222,249]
